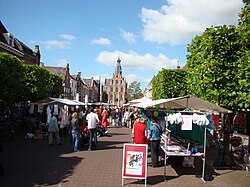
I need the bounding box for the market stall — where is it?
[132,95,232,182]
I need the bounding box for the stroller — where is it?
[79,126,89,148]
[96,123,108,137]
[96,120,108,137]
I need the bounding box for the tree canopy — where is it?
[0,53,25,102]
[127,81,143,100]
[186,1,250,110]
[0,52,63,102]
[152,69,189,100]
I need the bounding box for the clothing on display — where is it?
[46,106,51,124]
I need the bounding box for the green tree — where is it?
[0,52,25,102]
[186,0,250,110]
[127,81,142,100]
[237,0,250,109]
[186,24,249,110]
[0,52,63,103]
[22,64,51,101]
[152,69,189,100]
[186,1,250,167]
[47,74,63,98]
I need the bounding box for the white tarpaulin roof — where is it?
[49,98,87,106]
[129,97,152,104]
[131,95,232,113]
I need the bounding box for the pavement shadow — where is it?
[81,140,131,151]
[0,133,83,187]
[127,175,177,186]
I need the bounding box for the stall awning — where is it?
[131,95,232,113]
[49,97,87,106]
[128,97,152,104]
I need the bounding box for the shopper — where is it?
[123,109,130,128]
[48,112,61,146]
[117,107,123,127]
[71,112,80,152]
[101,109,109,134]
[133,116,148,144]
[149,116,163,167]
[111,108,117,126]
[86,107,99,151]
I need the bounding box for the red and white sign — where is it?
[122,143,148,186]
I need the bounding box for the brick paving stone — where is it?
[0,126,249,187]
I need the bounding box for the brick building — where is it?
[103,58,127,106]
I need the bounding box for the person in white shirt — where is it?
[86,107,99,151]
[123,109,130,128]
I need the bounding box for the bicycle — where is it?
[230,136,250,177]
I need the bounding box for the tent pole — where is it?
[202,127,206,182]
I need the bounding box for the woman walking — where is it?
[71,112,80,152]
[102,109,109,134]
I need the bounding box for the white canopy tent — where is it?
[131,95,232,113]
[128,97,152,104]
[49,97,87,106]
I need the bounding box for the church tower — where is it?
[102,58,127,106]
[114,57,122,78]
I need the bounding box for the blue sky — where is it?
[0,0,243,90]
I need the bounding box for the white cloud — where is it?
[40,34,76,49]
[54,58,69,67]
[119,28,136,44]
[91,37,111,45]
[59,34,76,41]
[96,50,178,71]
[40,40,70,49]
[125,74,151,86]
[140,0,243,45]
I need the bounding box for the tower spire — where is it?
[115,57,122,77]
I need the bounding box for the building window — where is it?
[116,80,118,85]
[111,87,113,92]
[116,87,118,92]
[121,87,123,92]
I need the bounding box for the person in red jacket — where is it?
[133,116,148,144]
[101,109,109,134]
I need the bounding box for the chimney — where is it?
[39,62,44,67]
[77,71,81,77]
[34,45,40,53]
[177,60,180,70]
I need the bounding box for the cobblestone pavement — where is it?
[0,126,249,187]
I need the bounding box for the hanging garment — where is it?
[181,115,193,130]
[46,106,51,124]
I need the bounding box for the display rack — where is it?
[160,129,206,183]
